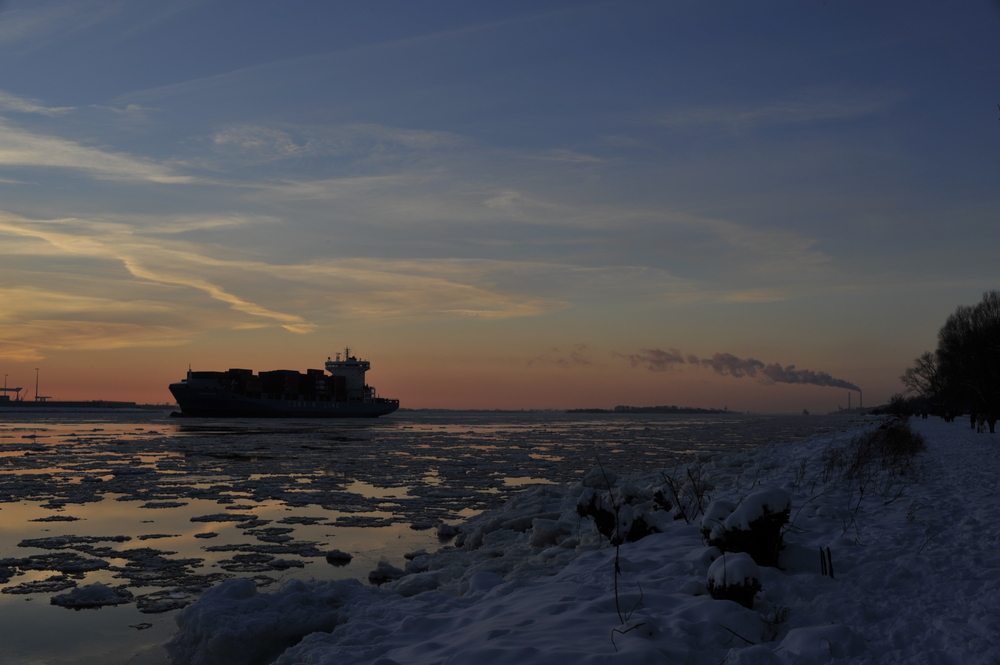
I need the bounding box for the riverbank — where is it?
[164,417,1000,664]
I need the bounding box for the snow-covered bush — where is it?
[613,504,659,544]
[704,488,789,567]
[706,552,762,609]
[700,500,736,542]
[823,417,926,494]
[656,464,712,523]
[574,471,660,545]
[575,487,617,540]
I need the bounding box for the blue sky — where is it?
[0,0,998,410]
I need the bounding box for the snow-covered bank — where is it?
[165,417,1000,664]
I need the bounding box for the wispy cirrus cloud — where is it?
[530,148,602,164]
[112,5,587,106]
[0,90,74,116]
[0,285,189,361]
[0,117,192,183]
[0,211,572,359]
[0,318,190,362]
[0,213,311,333]
[658,87,906,130]
[0,0,131,50]
[210,122,466,166]
[245,165,832,291]
[259,259,562,320]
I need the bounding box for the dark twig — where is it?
[610,622,647,652]
[660,470,688,524]
[595,457,625,623]
[597,457,648,651]
[716,622,757,646]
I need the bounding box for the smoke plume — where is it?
[628,348,685,371]
[695,352,765,378]
[630,348,861,392]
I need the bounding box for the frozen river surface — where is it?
[0,410,863,664]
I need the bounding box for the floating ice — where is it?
[19,412,995,663]
[1,552,110,573]
[368,561,406,585]
[17,535,130,549]
[325,550,352,566]
[3,574,77,595]
[277,516,328,525]
[51,582,133,609]
[436,523,458,540]
[190,513,257,523]
[142,501,188,509]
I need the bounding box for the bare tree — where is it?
[935,291,1000,423]
[900,351,943,400]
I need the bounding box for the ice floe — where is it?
[163,416,1000,664]
[51,582,133,608]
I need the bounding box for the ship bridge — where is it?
[325,347,375,399]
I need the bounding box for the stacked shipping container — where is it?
[192,369,348,401]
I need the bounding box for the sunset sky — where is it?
[0,0,998,412]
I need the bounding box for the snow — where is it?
[159,417,1000,663]
[722,488,790,532]
[165,578,376,665]
[708,551,760,588]
[701,499,736,536]
[779,624,865,660]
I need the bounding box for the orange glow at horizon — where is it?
[1,339,900,415]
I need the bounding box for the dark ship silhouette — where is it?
[169,348,399,418]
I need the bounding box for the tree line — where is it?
[900,290,1000,431]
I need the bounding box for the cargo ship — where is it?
[168,348,399,418]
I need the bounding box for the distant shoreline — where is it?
[394,406,732,414]
[566,405,731,414]
[0,401,175,413]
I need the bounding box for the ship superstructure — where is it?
[169,348,399,418]
[325,347,376,401]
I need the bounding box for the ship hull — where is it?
[169,379,398,418]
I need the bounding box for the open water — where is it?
[0,409,866,664]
